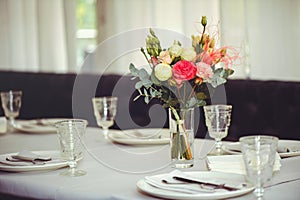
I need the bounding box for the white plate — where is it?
[14,118,70,133]
[14,120,56,133]
[108,128,170,145]
[223,139,300,158]
[39,118,71,126]
[137,171,254,200]
[0,151,68,172]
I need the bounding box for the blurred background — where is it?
[0,0,299,81]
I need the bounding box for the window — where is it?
[76,0,97,67]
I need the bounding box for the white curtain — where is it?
[0,0,77,73]
[220,0,300,81]
[1,0,299,81]
[87,0,220,75]
[91,0,300,81]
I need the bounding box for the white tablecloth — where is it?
[0,127,299,199]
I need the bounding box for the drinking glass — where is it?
[0,90,22,132]
[203,104,232,155]
[92,96,118,138]
[240,135,278,199]
[55,119,88,177]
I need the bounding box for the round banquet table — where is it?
[0,127,299,200]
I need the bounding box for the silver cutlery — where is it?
[173,176,241,191]
[162,179,215,191]
[6,157,46,165]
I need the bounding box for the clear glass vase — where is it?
[169,107,194,168]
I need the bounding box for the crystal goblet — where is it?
[0,90,22,132]
[55,119,88,177]
[203,104,232,155]
[240,135,278,199]
[92,96,118,138]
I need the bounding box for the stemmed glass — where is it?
[203,104,232,155]
[240,135,278,199]
[55,119,88,177]
[92,96,118,138]
[0,90,22,132]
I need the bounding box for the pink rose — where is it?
[172,60,197,85]
[196,62,213,80]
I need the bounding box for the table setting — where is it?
[0,16,300,200]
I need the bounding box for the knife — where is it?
[173,176,240,191]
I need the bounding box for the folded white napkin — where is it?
[207,153,281,175]
[0,150,53,166]
[0,117,6,134]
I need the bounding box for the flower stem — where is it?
[170,107,193,160]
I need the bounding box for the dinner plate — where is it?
[14,118,70,133]
[223,139,300,158]
[108,128,170,145]
[137,171,254,200]
[0,151,68,172]
[14,120,56,133]
[38,118,71,126]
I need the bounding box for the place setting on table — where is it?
[0,90,88,176]
[0,89,72,134]
[0,117,88,176]
[92,96,171,145]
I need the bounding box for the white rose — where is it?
[168,42,183,57]
[154,63,172,81]
[181,47,196,61]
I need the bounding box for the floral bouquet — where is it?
[129,16,239,164]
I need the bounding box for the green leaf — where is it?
[149,88,155,97]
[150,72,161,85]
[144,95,150,104]
[197,100,206,107]
[210,75,226,88]
[135,81,143,89]
[196,92,207,100]
[143,88,148,96]
[186,97,197,108]
[141,79,153,88]
[138,68,149,79]
[129,63,139,77]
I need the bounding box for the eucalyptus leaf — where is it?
[138,68,149,79]
[135,81,143,89]
[150,72,161,85]
[142,79,153,88]
[149,88,156,97]
[143,88,148,96]
[129,63,139,77]
[198,100,206,107]
[210,75,226,88]
[186,97,197,108]
[144,95,150,104]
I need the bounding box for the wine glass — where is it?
[203,104,232,155]
[240,135,278,199]
[55,119,88,177]
[92,96,118,138]
[0,90,22,132]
